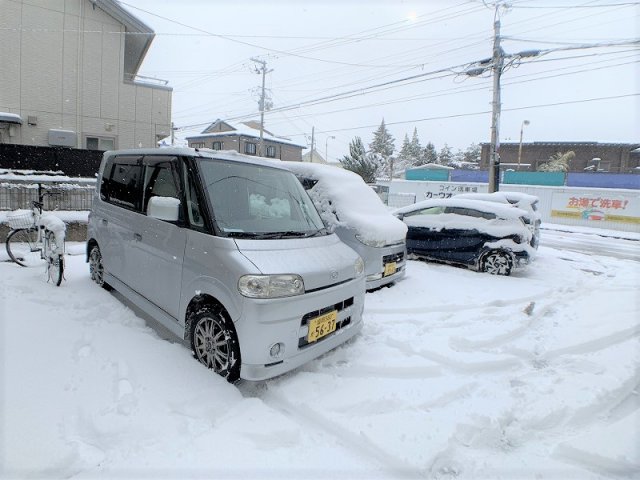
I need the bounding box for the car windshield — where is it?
[196,158,326,238]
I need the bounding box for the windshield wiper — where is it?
[231,230,327,240]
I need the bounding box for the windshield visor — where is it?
[197,159,326,238]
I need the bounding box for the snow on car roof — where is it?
[279,161,407,244]
[394,197,528,220]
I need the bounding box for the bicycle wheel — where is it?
[6,228,41,267]
[48,254,64,286]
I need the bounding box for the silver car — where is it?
[282,162,407,291]
[87,148,365,382]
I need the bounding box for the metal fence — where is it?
[387,193,416,208]
[0,180,95,211]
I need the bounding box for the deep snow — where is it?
[1,231,638,479]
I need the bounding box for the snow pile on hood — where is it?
[457,191,541,221]
[280,162,407,245]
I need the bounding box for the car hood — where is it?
[235,234,360,291]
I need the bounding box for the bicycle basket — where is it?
[6,210,35,229]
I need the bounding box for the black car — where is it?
[394,198,534,276]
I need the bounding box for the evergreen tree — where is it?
[461,143,481,163]
[438,143,453,165]
[408,128,422,160]
[369,119,395,179]
[538,151,575,172]
[420,142,438,165]
[395,134,414,175]
[339,137,379,183]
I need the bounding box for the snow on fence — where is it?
[0,178,95,212]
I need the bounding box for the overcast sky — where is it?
[121,0,639,160]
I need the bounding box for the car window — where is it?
[101,155,143,212]
[183,166,205,229]
[445,207,496,220]
[404,206,445,217]
[143,157,183,220]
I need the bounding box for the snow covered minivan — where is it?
[87,148,366,382]
[282,162,407,291]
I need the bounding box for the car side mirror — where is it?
[147,196,180,221]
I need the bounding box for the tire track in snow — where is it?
[243,386,426,479]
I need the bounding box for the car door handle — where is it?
[134,233,142,242]
[101,218,108,225]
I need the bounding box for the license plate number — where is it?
[307,310,337,343]
[384,261,397,277]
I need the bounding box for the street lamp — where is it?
[325,135,335,162]
[517,120,530,169]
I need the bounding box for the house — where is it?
[0,0,172,151]
[186,119,304,162]
[480,142,640,173]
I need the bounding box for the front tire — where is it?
[482,250,512,276]
[189,306,241,383]
[6,228,41,267]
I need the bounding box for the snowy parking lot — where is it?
[1,227,638,479]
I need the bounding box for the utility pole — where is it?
[251,58,272,156]
[309,127,315,163]
[489,7,504,193]
[170,121,175,146]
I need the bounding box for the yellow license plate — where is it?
[384,261,397,277]
[307,310,338,343]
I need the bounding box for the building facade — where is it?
[480,142,640,173]
[187,120,304,162]
[0,0,172,151]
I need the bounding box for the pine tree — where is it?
[438,144,453,165]
[408,128,422,160]
[339,137,379,183]
[369,119,395,179]
[538,151,575,172]
[420,142,438,165]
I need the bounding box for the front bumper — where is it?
[234,276,365,381]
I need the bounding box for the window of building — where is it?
[212,141,222,150]
[191,142,205,148]
[244,142,257,155]
[86,136,115,151]
[266,145,276,158]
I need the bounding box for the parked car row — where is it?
[86,147,540,383]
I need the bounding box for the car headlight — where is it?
[355,234,387,247]
[238,274,305,298]
[355,257,365,276]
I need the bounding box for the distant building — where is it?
[480,142,640,173]
[0,0,172,150]
[187,119,304,162]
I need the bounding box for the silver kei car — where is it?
[87,148,366,382]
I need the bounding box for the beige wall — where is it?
[0,0,171,149]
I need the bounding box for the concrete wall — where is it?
[0,0,171,150]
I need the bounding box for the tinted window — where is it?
[143,158,180,215]
[404,206,444,217]
[101,156,143,211]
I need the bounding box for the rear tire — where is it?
[89,245,111,290]
[6,228,40,267]
[189,306,241,383]
[48,254,64,286]
[481,250,512,276]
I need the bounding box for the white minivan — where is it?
[87,148,366,382]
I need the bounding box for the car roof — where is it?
[394,197,528,219]
[103,148,289,171]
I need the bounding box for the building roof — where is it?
[97,0,155,76]
[482,141,640,149]
[187,120,305,148]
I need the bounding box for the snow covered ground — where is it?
[1,229,638,479]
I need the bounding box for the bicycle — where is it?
[5,191,66,286]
